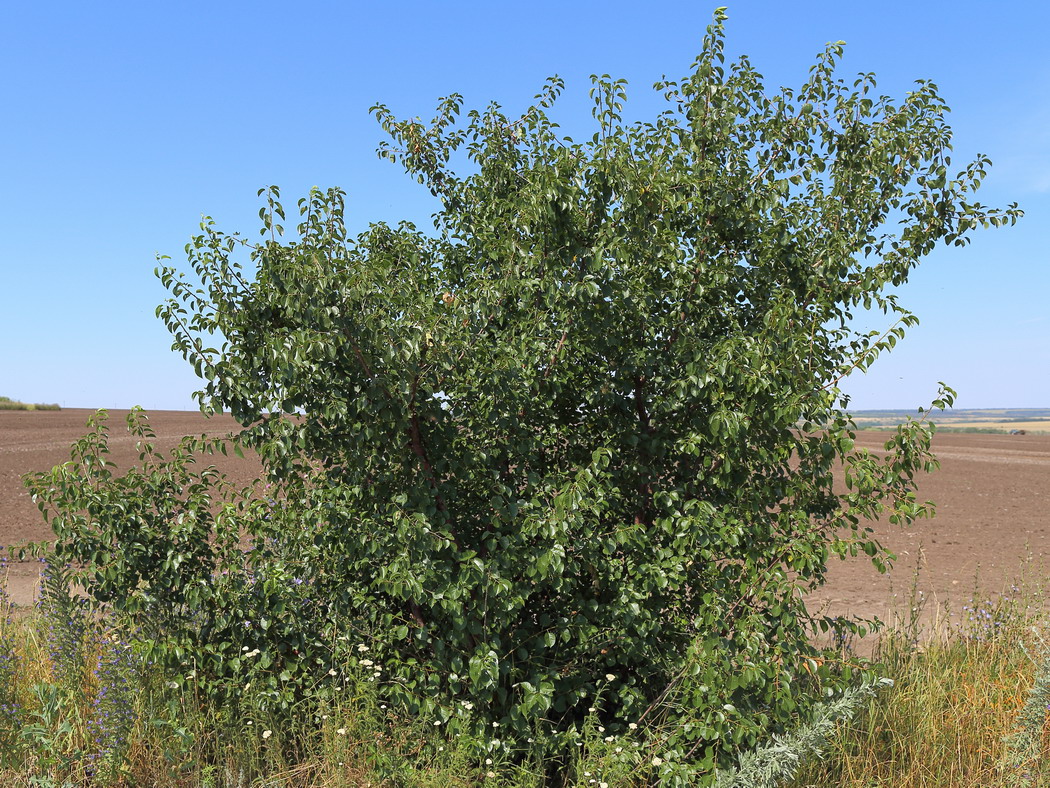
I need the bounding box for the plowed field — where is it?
[810,429,1050,624]
[3,410,1049,625]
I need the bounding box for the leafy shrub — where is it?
[0,397,60,411]
[28,9,1018,783]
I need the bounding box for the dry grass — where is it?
[5,561,1050,785]
[793,579,1050,788]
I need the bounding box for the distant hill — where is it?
[851,408,1050,434]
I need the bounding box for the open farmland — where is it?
[920,419,1050,432]
[2,409,1049,624]
[853,407,1050,434]
[810,429,1050,625]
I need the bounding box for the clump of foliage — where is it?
[0,396,60,411]
[27,9,1019,783]
[0,558,19,757]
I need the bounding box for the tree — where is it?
[95,8,1020,779]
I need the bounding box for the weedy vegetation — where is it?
[2,8,1029,785]
[0,397,60,412]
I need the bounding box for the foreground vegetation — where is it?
[795,579,1050,787]
[0,396,60,411]
[3,562,1049,786]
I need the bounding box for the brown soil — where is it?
[809,430,1050,625]
[3,411,1049,624]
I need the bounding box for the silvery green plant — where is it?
[713,677,893,788]
[1003,634,1050,786]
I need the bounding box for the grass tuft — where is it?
[792,579,1050,788]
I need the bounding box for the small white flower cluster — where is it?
[357,656,383,681]
[581,773,610,788]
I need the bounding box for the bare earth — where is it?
[2,411,1049,624]
[810,430,1050,624]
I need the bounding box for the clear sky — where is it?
[2,1,1046,411]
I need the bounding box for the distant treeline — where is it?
[852,407,1050,421]
[0,396,61,411]
[855,425,1020,435]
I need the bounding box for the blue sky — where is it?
[2,1,1046,411]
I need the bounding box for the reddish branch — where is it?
[633,374,655,527]
[407,363,461,552]
[543,323,570,379]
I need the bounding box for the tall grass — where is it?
[0,585,660,786]
[792,577,1050,788]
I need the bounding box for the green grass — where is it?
[0,595,653,786]
[0,396,60,411]
[0,605,508,786]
